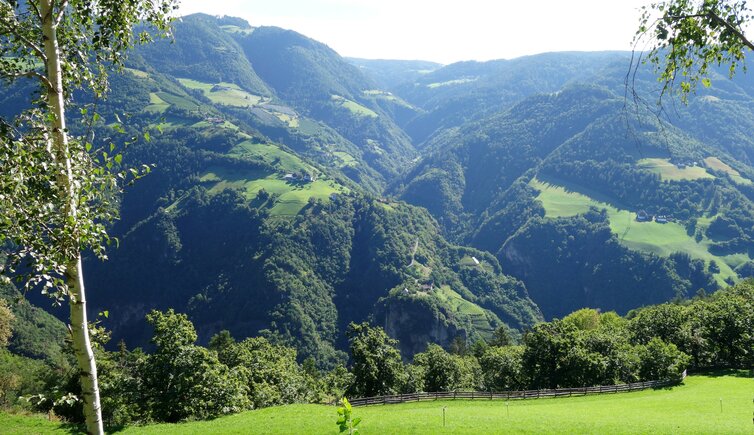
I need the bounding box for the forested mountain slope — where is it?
[5,13,754,364]
[56,14,540,364]
[391,56,754,318]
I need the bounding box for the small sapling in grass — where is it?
[337,398,361,434]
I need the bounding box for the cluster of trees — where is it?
[0,274,750,429]
[1,309,351,428]
[349,281,752,397]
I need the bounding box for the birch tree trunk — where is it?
[40,1,104,433]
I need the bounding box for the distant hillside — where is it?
[234,25,418,178]
[392,58,754,318]
[347,58,443,89]
[0,283,67,362]
[29,14,539,364]
[393,52,627,143]
[6,13,754,363]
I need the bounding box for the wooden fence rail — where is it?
[348,371,687,407]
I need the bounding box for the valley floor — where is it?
[2,371,751,434]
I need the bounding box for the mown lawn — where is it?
[3,372,751,434]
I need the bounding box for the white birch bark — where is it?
[40,1,104,433]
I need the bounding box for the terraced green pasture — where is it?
[530,178,738,284]
[155,92,197,111]
[200,166,342,217]
[331,95,378,118]
[178,78,263,107]
[638,158,714,181]
[427,78,477,88]
[434,285,496,334]
[333,151,357,168]
[704,157,753,185]
[230,141,309,173]
[125,67,149,78]
[362,89,415,109]
[145,92,170,113]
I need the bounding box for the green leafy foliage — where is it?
[636,338,690,382]
[217,335,309,409]
[479,345,524,391]
[141,310,249,422]
[0,299,11,348]
[412,344,462,392]
[636,0,754,102]
[336,397,360,434]
[346,323,404,397]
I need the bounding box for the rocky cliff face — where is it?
[376,294,463,358]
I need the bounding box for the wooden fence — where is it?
[349,371,687,407]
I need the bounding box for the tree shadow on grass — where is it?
[691,368,754,378]
[651,382,682,391]
[54,422,84,434]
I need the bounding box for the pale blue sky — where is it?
[179,0,651,64]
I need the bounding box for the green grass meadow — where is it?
[530,178,739,284]
[331,95,378,118]
[638,158,714,181]
[705,157,753,185]
[3,372,751,434]
[200,166,342,217]
[177,78,263,107]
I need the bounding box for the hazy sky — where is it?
[179,0,651,64]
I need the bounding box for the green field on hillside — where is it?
[362,89,415,109]
[154,91,197,111]
[230,141,310,174]
[638,158,714,181]
[426,78,477,88]
[145,92,170,113]
[200,166,343,217]
[333,151,358,168]
[125,67,149,78]
[331,95,378,118]
[178,78,264,107]
[4,372,750,434]
[434,285,497,334]
[530,178,738,284]
[705,157,753,185]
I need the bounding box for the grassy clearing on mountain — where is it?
[333,151,358,168]
[178,78,264,107]
[363,89,416,109]
[530,178,738,284]
[125,67,149,78]
[274,112,299,128]
[426,78,477,88]
[190,119,240,131]
[704,157,753,185]
[155,92,197,111]
[638,158,714,181]
[5,372,748,434]
[200,166,343,216]
[230,141,310,173]
[434,285,496,334]
[145,92,170,113]
[219,24,254,35]
[331,95,378,118]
